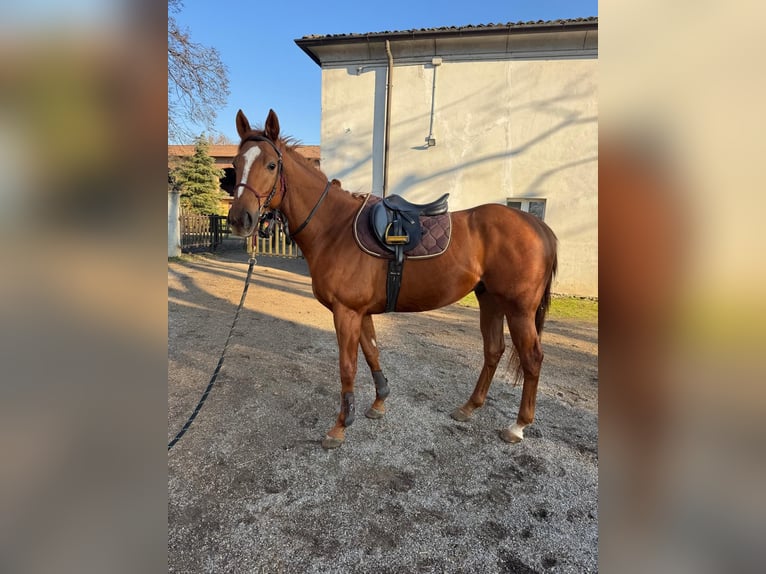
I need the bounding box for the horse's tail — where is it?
[536,237,558,336]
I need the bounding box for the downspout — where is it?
[383,39,393,197]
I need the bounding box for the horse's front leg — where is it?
[359,314,390,420]
[322,306,363,449]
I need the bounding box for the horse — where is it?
[228,108,558,449]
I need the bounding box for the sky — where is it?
[172,0,598,145]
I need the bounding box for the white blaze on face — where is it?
[236,146,262,198]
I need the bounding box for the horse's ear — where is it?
[264,109,280,140]
[236,109,251,139]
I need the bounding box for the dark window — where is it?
[506,198,546,220]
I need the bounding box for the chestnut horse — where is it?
[228,109,558,449]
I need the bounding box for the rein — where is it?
[289,180,331,237]
[235,134,331,238]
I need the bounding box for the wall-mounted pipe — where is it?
[383,39,393,197]
[425,57,442,147]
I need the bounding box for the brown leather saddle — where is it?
[353,193,452,312]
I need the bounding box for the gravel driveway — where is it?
[168,251,598,573]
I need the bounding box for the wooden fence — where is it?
[178,208,302,257]
[179,211,232,253]
[250,228,303,258]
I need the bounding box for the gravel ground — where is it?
[168,251,598,573]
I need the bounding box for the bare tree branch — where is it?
[168,0,230,143]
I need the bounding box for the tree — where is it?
[168,0,230,142]
[206,133,234,145]
[171,136,228,215]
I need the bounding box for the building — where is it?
[295,18,597,296]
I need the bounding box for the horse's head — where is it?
[227,108,285,237]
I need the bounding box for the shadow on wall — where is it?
[321,71,596,201]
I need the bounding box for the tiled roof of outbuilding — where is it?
[298,17,597,41]
[168,145,320,160]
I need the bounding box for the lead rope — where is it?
[168,255,257,451]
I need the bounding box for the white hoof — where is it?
[501,423,525,444]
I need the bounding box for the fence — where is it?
[251,228,303,258]
[178,208,302,257]
[180,211,236,253]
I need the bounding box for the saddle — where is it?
[370,194,449,255]
[353,193,452,312]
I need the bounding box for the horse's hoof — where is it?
[450,407,472,422]
[500,423,525,444]
[365,406,385,419]
[321,435,344,449]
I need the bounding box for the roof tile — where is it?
[298,17,597,41]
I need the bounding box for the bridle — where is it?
[234,135,286,215]
[233,134,331,238]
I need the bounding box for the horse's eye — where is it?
[267,162,277,171]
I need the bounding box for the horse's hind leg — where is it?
[359,314,389,419]
[501,313,544,443]
[451,292,505,422]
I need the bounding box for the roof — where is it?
[168,144,320,163]
[296,17,597,65]
[168,145,240,158]
[299,17,597,42]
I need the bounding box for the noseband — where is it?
[235,135,286,214]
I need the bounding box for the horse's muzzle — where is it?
[228,208,255,237]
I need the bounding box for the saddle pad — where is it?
[353,194,452,259]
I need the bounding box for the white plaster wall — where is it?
[168,190,181,257]
[320,56,597,296]
[508,58,598,296]
[321,65,385,195]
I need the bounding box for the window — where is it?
[507,198,546,220]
